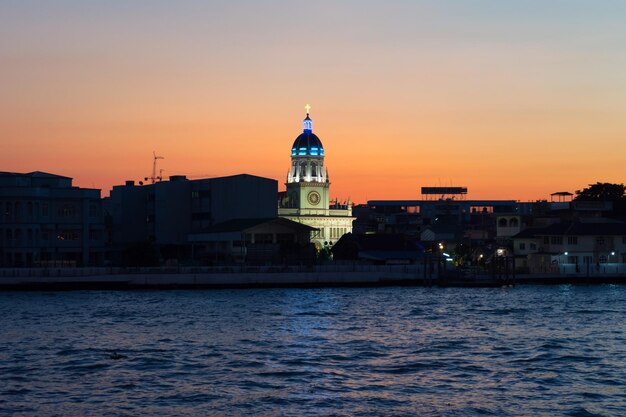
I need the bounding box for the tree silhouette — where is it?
[574,182,626,201]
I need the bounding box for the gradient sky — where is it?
[1,1,625,202]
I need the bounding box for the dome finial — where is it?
[303,104,313,132]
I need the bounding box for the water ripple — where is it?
[1,286,625,416]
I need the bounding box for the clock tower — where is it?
[285,107,330,211]
[279,106,354,249]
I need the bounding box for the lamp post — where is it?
[609,251,615,263]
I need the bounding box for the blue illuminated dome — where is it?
[291,113,325,156]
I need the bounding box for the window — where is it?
[583,256,593,264]
[622,237,626,244]
[543,236,549,244]
[596,237,605,245]
[498,218,508,227]
[567,236,578,245]
[622,254,626,263]
[89,204,97,217]
[509,218,519,227]
[599,255,608,263]
[550,236,563,245]
[57,231,79,241]
[59,204,76,217]
[530,243,537,250]
[568,256,578,264]
[519,243,526,250]
[42,203,49,217]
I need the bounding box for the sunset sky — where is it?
[1,1,625,203]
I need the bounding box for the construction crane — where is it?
[145,151,164,184]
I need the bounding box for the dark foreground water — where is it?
[1,286,625,417]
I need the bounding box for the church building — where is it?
[278,106,354,249]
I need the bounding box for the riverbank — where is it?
[1,266,625,290]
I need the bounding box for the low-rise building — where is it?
[0,171,105,266]
[188,217,316,265]
[332,233,424,264]
[511,219,626,273]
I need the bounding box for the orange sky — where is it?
[1,1,625,203]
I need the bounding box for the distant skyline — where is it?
[2,1,626,202]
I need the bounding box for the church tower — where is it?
[279,105,354,249]
[285,105,330,211]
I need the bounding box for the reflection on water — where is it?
[1,285,626,416]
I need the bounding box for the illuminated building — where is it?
[278,106,354,249]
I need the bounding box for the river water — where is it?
[1,285,625,416]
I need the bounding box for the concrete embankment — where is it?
[0,266,433,290]
[1,267,625,290]
[515,274,626,285]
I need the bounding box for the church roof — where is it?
[291,132,324,157]
[291,108,324,157]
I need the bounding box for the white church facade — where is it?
[278,107,354,250]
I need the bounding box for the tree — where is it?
[574,182,626,201]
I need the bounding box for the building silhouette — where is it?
[0,171,105,266]
[105,174,278,264]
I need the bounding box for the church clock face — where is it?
[307,191,321,206]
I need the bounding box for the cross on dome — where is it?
[302,104,313,132]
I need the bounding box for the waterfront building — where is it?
[511,197,626,274]
[512,218,626,274]
[106,174,278,263]
[364,192,525,250]
[331,233,424,264]
[0,171,105,266]
[278,107,354,249]
[188,217,316,265]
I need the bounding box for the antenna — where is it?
[145,151,165,184]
